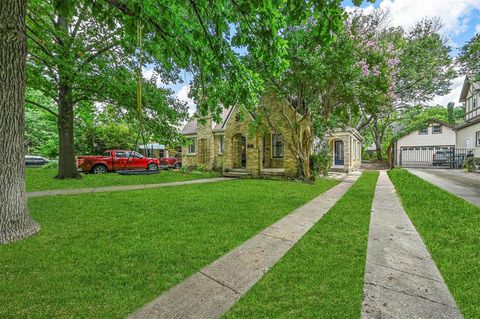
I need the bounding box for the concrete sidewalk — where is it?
[27,177,232,198]
[407,168,480,207]
[361,171,462,318]
[128,172,361,319]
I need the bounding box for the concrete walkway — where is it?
[407,168,480,207]
[27,177,232,198]
[128,172,361,319]
[361,171,462,318]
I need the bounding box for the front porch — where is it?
[223,126,296,178]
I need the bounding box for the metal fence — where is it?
[399,147,474,169]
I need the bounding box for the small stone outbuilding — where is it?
[326,128,363,172]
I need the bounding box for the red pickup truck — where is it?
[159,154,182,169]
[77,150,160,174]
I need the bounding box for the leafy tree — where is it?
[228,1,374,179]
[74,104,142,155]
[25,89,59,158]
[355,13,456,160]
[1,0,40,244]
[394,104,464,140]
[26,0,188,179]
[447,101,455,124]
[458,33,480,81]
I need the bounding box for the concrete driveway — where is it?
[406,168,480,207]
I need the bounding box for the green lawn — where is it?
[389,169,480,319]
[224,171,379,319]
[26,168,220,192]
[0,178,338,318]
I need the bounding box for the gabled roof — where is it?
[459,75,480,102]
[454,116,480,130]
[392,118,454,142]
[181,107,232,135]
[428,119,455,128]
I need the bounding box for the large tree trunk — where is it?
[374,137,383,161]
[55,13,79,179]
[0,0,40,244]
[56,83,80,179]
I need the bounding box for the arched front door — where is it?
[232,133,246,169]
[334,140,344,166]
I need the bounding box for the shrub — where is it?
[310,148,331,177]
[464,157,480,172]
[42,160,58,169]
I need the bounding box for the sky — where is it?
[145,0,480,114]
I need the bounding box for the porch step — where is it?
[260,170,285,176]
[229,168,248,172]
[223,171,252,178]
[330,167,345,173]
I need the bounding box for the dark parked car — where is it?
[25,155,49,166]
[433,149,470,168]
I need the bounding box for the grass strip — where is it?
[224,171,379,319]
[388,169,480,318]
[0,178,338,318]
[26,168,220,192]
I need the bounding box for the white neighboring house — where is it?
[392,119,456,166]
[455,76,480,156]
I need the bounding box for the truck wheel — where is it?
[148,163,159,171]
[174,163,181,169]
[92,165,107,174]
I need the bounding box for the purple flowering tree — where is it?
[352,11,456,160]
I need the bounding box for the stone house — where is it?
[181,95,310,178]
[181,95,363,177]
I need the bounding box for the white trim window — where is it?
[418,127,428,135]
[476,131,480,147]
[272,134,284,158]
[219,135,224,154]
[432,124,442,134]
[187,137,196,155]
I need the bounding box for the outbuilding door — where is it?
[334,140,344,166]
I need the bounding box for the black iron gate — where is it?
[399,147,473,168]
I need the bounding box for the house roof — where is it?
[459,75,480,102]
[327,127,364,142]
[429,119,455,128]
[392,118,454,142]
[454,116,480,130]
[181,107,232,135]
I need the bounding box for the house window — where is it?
[219,135,224,154]
[432,125,442,134]
[418,127,428,135]
[474,95,477,110]
[187,138,196,154]
[476,131,480,147]
[272,134,284,158]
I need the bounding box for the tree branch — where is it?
[81,43,119,66]
[25,99,59,117]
